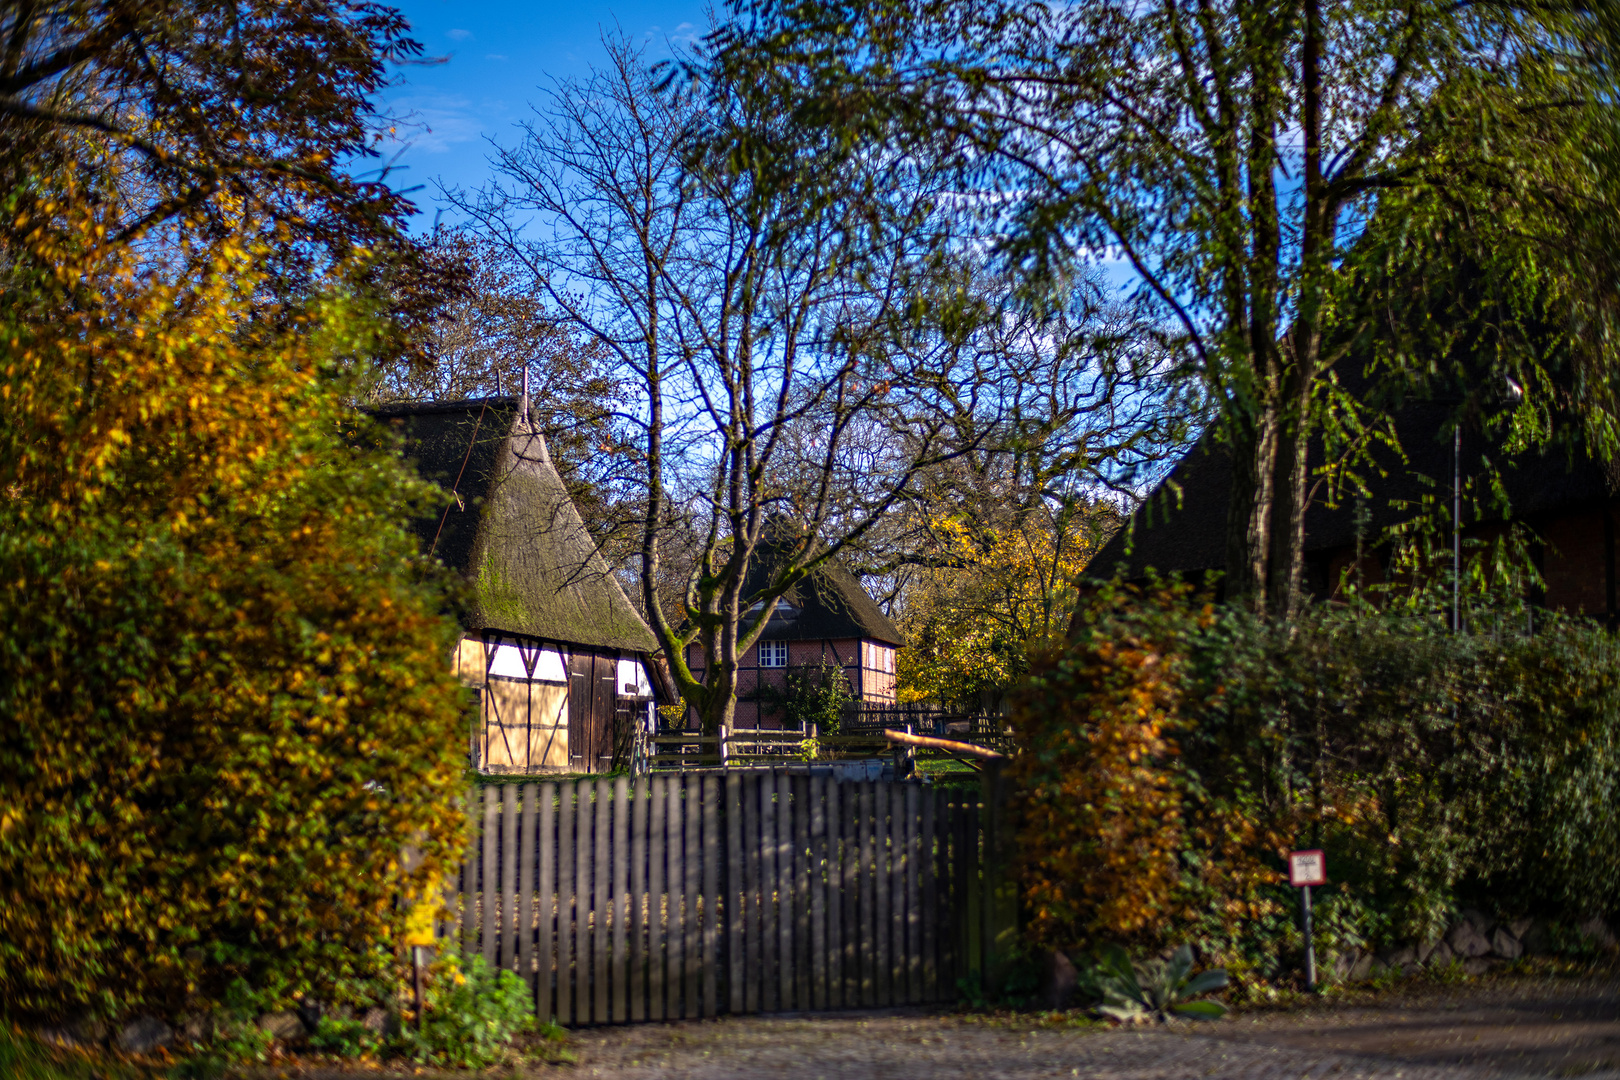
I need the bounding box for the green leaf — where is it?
[1181,969,1229,997]
[1170,1000,1228,1020]
[1165,943,1194,986]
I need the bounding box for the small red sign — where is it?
[1289,849,1326,887]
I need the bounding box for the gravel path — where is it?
[559,977,1620,1080]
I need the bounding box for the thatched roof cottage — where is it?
[377,395,664,774]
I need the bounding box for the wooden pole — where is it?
[882,729,1006,761]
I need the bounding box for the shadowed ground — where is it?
[560,977,1620,1080]
[273,973,1620,1079]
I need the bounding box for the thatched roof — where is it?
[1093,394,1617,582]
[375,396,658,654]
[741,535,905,646]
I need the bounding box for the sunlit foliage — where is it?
[0,199,468,1022]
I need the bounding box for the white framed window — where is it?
[759,640,788,668]
[617,656,653,697]
[486,639,567,683]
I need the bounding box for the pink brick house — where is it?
[685,557,904,730]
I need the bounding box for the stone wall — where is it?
[1332,910,1617,983]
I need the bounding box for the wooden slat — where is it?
[758,770,778,1012]
[919,784,937,1001]
[965,798,982,988]
[502,784,519,973]
[701,775,720,1017]
[905,783,921,1003]
[612,776,630,1023]
[666,774,685,1019]
[947,794,962,989]
[874,779,891,1006]
[890,782,906,1003]
[556,781,575,1025]
[829,778,847,1009]
[859,781,875,1007]
[594,778,611,1024]
[461,794,479,962]
[946,799,959,990]
[742,772,762,1014]
[483,786,499,969]
[574,782,592,1021]
[726,770,745,1015]
[848,780,861,1010]
[683,774,701,1018]
[775,770,794,1011]
[536,783,556,1024]
[630,775,649,1023]
[519,783,537,992]
[647,775,665,1021]
[793,773,811,1011]
[809,774,828,1010]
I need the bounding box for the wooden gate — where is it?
[443,770,1010,1024]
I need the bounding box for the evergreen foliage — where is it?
[1011,578,1620,986]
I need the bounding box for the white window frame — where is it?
[759,640,788,668]
[486,640,567,683]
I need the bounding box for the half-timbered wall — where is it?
[686,637,901,730]
[459,633,656,775]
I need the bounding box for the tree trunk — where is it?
[1266,0,1325,621]
[1225,406,1279,612]
[1267,370,1312,618]
[696,678,738,740]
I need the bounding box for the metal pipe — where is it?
[1302,885,1316,992]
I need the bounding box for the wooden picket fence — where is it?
[443,769,1011,1025]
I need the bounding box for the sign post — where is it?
[1289,849,1327,992]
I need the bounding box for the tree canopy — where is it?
[709,0,1620,614]
[451,34,1187,730]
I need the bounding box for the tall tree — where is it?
[709,0,1620,615]
[369,227,629,544]
[451,35,1180,732]
[0,0,456,356]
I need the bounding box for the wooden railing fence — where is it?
[442,769,1012,1025]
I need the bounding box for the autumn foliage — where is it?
[1008,581,1199,945]
[1010,578,1620,985]
[0,207,468,1023]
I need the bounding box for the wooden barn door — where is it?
[567,651,621,773]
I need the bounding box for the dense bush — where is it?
[1010,577,1620,983]
[394,954,553,1069]
[0,221,469,1024]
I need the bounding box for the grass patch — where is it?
[0,1027,159,1080]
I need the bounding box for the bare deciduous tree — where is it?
[450,34,1184,732]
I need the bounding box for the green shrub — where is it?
[762,656,854,736]
[1087,943,1228,1022]
[0,238,469,1026]
[1013,578,1620,986]
[394,954,544,1069]
[310,1015,385,1058]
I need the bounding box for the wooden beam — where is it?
[883,729,1007,761]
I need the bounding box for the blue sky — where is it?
[375,0,705,228]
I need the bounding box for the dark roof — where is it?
[1094,396,1618,581]
[375,396,659,654]
[742,537,905,646]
